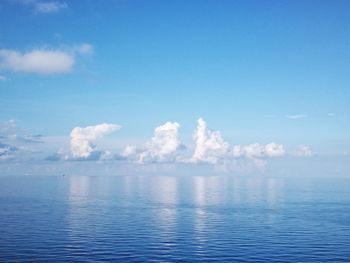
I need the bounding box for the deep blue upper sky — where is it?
[0,0,350,171]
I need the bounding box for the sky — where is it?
[0,0,350,176]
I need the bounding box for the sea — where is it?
[0,175,349,262]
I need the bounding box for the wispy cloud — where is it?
[0,119,43,144]
[0,120,44,161]
[34,1,67,14]
[0,44,93,74]
[73,43,94,55]
[0,75,6,81]
[233,143,286,159]
[294,145,313,157]
[14,0,67,14]
[286,114,308,120]
[0,142,18,160]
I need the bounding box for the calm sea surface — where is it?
[0,175,349,262]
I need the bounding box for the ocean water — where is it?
[0,175,349,262]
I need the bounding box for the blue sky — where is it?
[0,0,350,175]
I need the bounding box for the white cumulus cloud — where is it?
[0,44,93,75]
[190,118,285,164]
[138,121,183,163]
[264,142,286,157]
[0,49,73,74]
[70,123,120,159]
[48,118,298,168]
[191,118,230,164]
[121,145,137,158]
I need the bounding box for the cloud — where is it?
[231,143,285,159]
[264,142,286,157]
[121,118,286,168]
[0,44,93,75]
[0,49,73,74]
[235,144,264,158]
[73,43,94,55]
[0,120,43,161]
[137,121,183,163]
[45,151,63,161]
[190,118,285,164]
[121,145,137,158]
[0,117,306,170]
[70,123,121,159]
[0,119,43,144]
[14,0,67,14]
[0,75,6,81]
[295,145,313,157]
[286,114,308,119]
[191,118,230,164]
[0,142,18,160]
[34,1,67,14]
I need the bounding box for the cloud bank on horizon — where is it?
[0,116,315,172]
[33,118,312,170]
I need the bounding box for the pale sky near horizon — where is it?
[0,0,349,176]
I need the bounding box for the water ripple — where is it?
[0,175,350,262]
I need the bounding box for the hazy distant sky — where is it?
[0,0,349,176]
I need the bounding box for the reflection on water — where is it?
[66,175,287,247]
[0,175,349,262]
[151,176,178,205]
[267,178,284,208]
[194,176,206,206]
[69,175,90,200]
[67,176,91,248]
[151,176,178,248]
[92,175,286,208]
[190,176,285,207]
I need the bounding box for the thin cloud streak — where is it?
[14,0,67,14]
[34,1,67,14]
[286,114,308,120]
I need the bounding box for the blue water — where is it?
[0,175,349,262]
